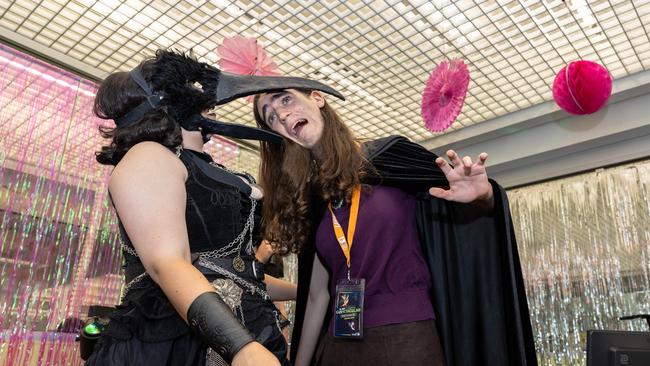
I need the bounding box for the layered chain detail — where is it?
[121,147,265,300]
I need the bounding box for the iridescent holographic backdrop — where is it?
[0,43,261,365]
[509,161,650,365]
[0,42,115,365]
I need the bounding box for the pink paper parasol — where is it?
[217,35,281,102]
[421,59,470,132]
[552,60,612,115]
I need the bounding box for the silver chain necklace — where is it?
[198,198,256,272]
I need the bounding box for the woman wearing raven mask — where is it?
[252,89,537,366]
[85,50,342,366]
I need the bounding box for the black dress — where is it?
[86,148,289,366]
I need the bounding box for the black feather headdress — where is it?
[116,49,344,143]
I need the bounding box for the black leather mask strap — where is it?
[114,66,165,127]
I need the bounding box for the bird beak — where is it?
[213,72,345,105]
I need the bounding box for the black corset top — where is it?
[118,148,261,257]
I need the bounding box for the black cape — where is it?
[291,136,537,366]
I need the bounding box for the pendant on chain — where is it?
[232,256,245,272]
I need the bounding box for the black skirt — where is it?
[85,275,289,366]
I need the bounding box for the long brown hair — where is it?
[253,90,367,254]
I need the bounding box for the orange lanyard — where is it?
[328,185,361,280]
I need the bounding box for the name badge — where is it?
[334,278,365,338]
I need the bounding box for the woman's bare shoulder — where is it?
[110,142,186,188]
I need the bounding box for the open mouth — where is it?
[291,119,308,136]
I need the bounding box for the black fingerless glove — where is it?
[187,291,255,363]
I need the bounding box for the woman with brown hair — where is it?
[252,89,537,366]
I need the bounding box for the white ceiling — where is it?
[0,0,649,144]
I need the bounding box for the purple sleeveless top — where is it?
[315,185,435,331]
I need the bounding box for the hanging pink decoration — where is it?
[217,35,280,77]
[217,36,280,102]
[421,59,470,132]
[552,60,612,115]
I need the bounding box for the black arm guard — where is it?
[187,291,255,363]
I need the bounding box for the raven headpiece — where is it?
[113,49,344,143]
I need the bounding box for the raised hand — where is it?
[429,150,493,207]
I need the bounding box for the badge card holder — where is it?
[329,185,364,339]
[334,278,365,338]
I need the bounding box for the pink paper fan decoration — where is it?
[421,59,470,132]
[217,35,281,101]
[217,35,280,76]
[552,60,612,115]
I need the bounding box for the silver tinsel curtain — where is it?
[508,159,650,365]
